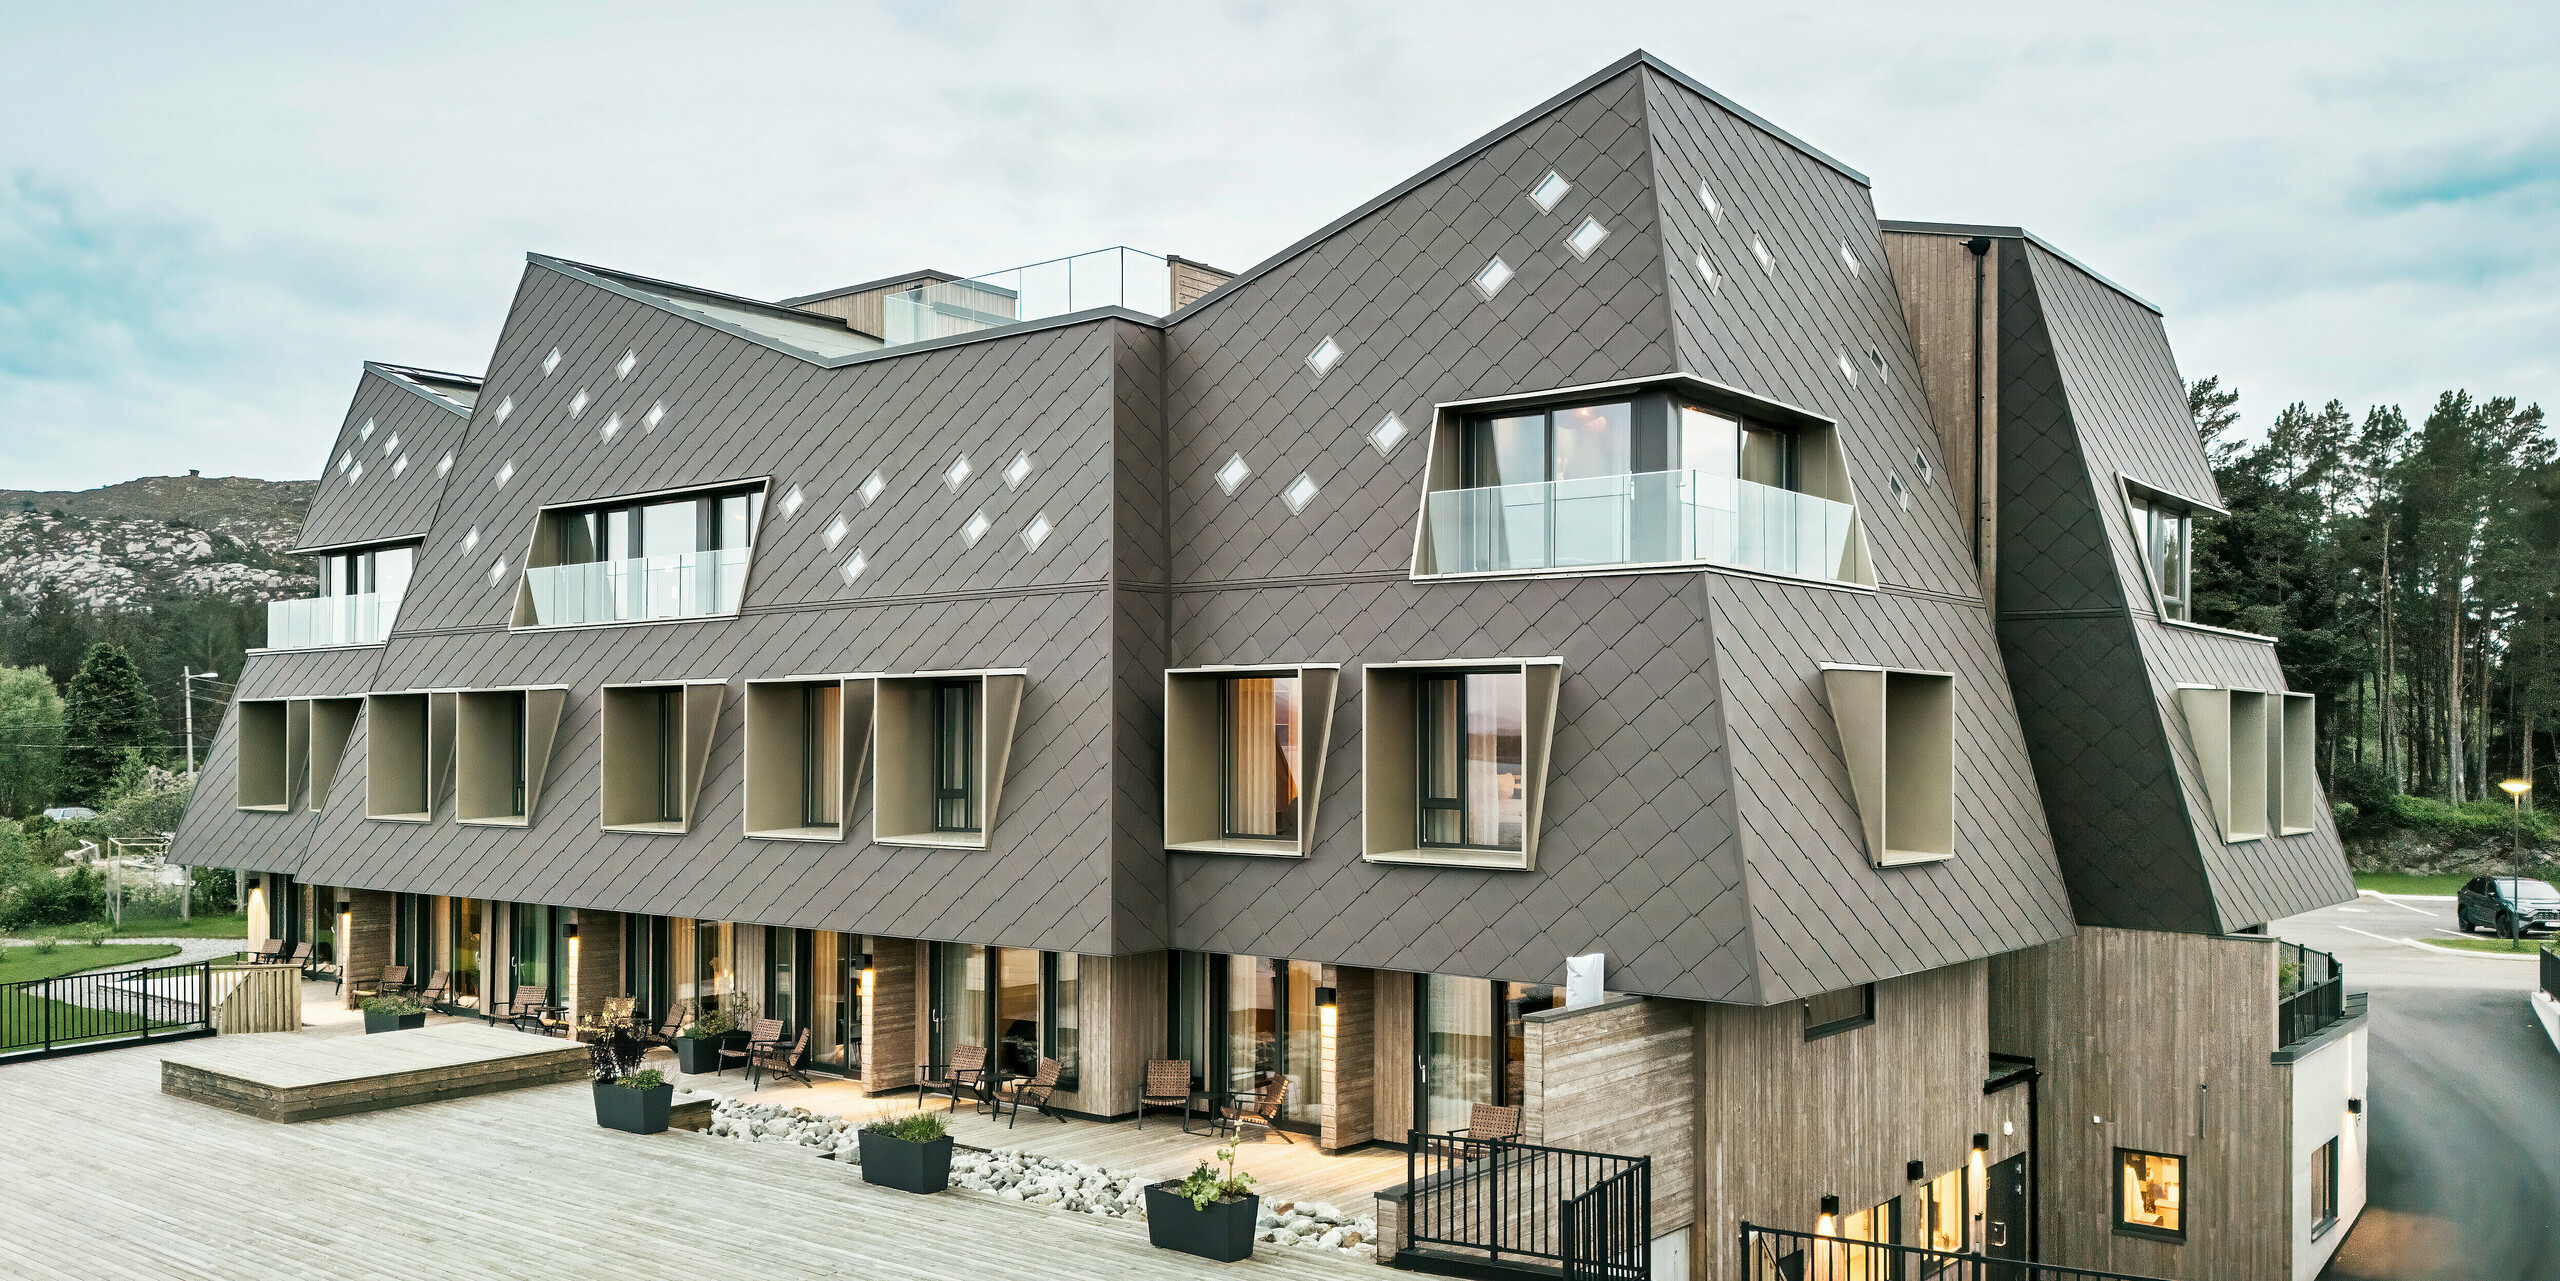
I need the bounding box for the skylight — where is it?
[1473,257,1514,300]
[1216,453,1252,495]
[1566,217,1609,259]
[1529,171,1572,213]
[1306,336,1344,380]
[1370,413,1408,457]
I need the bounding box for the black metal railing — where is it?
[2276,941,2345,1048]
[0,960,215,1062]
[1740,1222,2172,1281]
[1402,1131,1649,1279]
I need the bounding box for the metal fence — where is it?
[2542,944,2559,1001]
[2277,940,2345,1048]
[1403,1131,1650,1279]
[0,960,215,1062]
[1740,1222,2172,1281]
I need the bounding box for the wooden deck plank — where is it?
[2,1035,1375,1281]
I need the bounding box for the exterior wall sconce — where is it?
[562,922,579,939]
[246,876,263,890]
[1973,1133,1990,1152]
[1906,1160,1925,1181]
[2347,1098,2363,1114]
[1819,1194,1841,1217]
[1315,986,1339,1010]
[851,952,872,972]
[335,900,351,915]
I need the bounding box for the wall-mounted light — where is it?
[246,876,263,890]
[1819,1194,1841,1218]
[335,900,351,916]
[851,952,872,973]
[1906,1160,1925,1181]
[562,922,579,939]
[1973,1133,1990,1153]
[2347,1097,2363,1114]
[1315,986,1339,1010]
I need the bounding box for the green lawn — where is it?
[2421,936,2555,956]
[0,943,184,986]
[2353,873,2469,897]
[96,913,252,940]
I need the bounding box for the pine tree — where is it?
[60,642,159,806]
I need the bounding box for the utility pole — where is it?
[183,666,197,776]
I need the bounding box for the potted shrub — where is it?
[672,1001,748,1075]
[594,1068,675,1134]
[360,995,428,1034]
[857,1111,953,1194]
[1145,1147,1260,1262]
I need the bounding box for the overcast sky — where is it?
[2,1,2552,490]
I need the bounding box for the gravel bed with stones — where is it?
[701,1100,1378,1258]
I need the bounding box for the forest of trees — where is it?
[2188,376,2555,826]
[0,589,258,786]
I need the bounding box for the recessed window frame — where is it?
[1409,374,1874,587]
[2309,1136,2339,1238]
[1163,664,1340,858]
[2271,691,2318,835]
[1802,983,1876,1040]
[599,679,726,835]
[454,686,569,827]
[511,477,771,630]
[1818,664,1956,867]
[234,699,296,812]
[742,675,875,842]
[363,690,455,823]
[2178,685,2272,843]
[2113,1148,2187,1243]
[872,669,1025,851]
[2117,475,2227,626]
[1360,657,1562,871]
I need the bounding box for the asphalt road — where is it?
[2273,894,2560,1280]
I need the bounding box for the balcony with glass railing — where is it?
[519,549,751,627]
[265,592,400,649]
[1421,470,1857,582]
[881,247,1174,346]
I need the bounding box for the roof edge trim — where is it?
[778,268,966,308]
[1880,220,2164,317]
[359,361,479,418]
[1167,50,1868,327]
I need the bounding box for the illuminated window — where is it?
[1418,671,1527,852]
[2115,1149,2184,1241]
[1826,1197,1899,1281]
[1919,1168,1965,1257]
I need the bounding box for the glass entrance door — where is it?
[625,916,669,1025]
[1221,956,1324,1131]
[812,932,860,1076]
[450,898,483,1009]
[765,926,811,1042]
[1420,974,1493,1133]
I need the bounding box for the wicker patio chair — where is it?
[1451,1102,1523,1156]
[632,1002,684,1049]
[1139,1059,1193,1132]
[350,965,408,1002]
[1221,1076,1293,1144]
[923,1044,989,1114]
[750,1029,813,1090]
[412,971,450,1007]
[718,1017,786,1078]
[994,1056,1065,1128]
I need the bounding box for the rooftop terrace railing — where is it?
[1422,469,1856,582]
[2277,940,2346,1049]
[520,549,750,627]
[265,591,399,649]
[1739,1222,2174,1281]
[881,246,1173,345]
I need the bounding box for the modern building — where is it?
[173,50,2363,1281]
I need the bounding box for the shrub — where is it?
[2386,794,2558,846]
[360,995,427,1015]
[611,1069,667,1091]
[10,865,103,929]
[2328,759,2394,822]
[1171,1147,1257,1210]
[863,1111,949,1142]
[75,920,108,946]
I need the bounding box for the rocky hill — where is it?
[0,473,314,609]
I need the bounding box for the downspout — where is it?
[1965,237,1993,573]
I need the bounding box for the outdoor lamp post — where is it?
[2502,779,2533,948]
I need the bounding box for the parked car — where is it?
[2456,876,2560,937]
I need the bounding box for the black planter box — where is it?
[857,1130,953,1194]
[593,1081,675,1134]
[672,1032,746,1075]
[1145,1183,1259,1262]
[363,1010,427,1034]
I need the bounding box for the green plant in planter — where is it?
[360,996,428,1016]
[679,1002,743,1040]
[863,1111,949,1143]
[612,1068,667,1091]
[1175,1147,1257,1211]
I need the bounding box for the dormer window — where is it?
[1416,382,1869,584]
[2131,495,2193,621]
[269,542,414,649]
[518,481,764,627]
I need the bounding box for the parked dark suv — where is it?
[2456,876,2560,937]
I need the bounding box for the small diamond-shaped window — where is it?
[1837,348,1860,385]
[1840,241,1862,277]
[392,454,408,478]
[337,452,352,474]
[1566,217,1609,260]
[1473,257,1514,300]
[1370,413,1408,457]
[780,485,804,518]
[645,402,666,431]
[569,389,589,419]
[1529,171,1572,213]
[1004,452,1033,490]
[382,432,399,455]
[489,557,510,586]
[1695,253,1720,294]
[494,461,514,488]
[599,414,620,443]
[463,527,480,553]
[1215,453,1252,495]
[839,549,867,583]
[1305,336,1344,380]
[1699,182,1723,222]
[349,460,364,482]
[1020,512,1053,552]
[960,510,991,547]
[1752,237,1776,274]
[541,348,562,376]
[1283,473,1320,514]
[617,350,637,380]
[358,419,374,442]
[1869,344,1889,381]
[493,396,513,424]
[860,470,886,507]
[824,515,849,549]
[944,455,973,492]
[437,452,454,477]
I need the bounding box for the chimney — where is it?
[1880,229,2000,611]
[1167,255,1235,311]
[188,469,200,478]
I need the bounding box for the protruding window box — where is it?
[265,542,414,649]
[1410,380,1873,586]
[2271,692,2318,835]
[306,697,361,811]
[1361,658,1562,871]
[1818,665,1956,867]
[364,691,455,823]
[454,687,568,827]
[2179,685,2270,843]
[600,681,726,834]
[1162,665,1339,858]
[235,700,297,812]
[873,670,1024,850]
[514,482,765,629]
[744,676,876,841]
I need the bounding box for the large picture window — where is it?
[1419,671,1526,851]
[2115,1149,2185,1241]
[519,483,762,626]
[932,943,1080,1093]
[874,671,1023,849]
